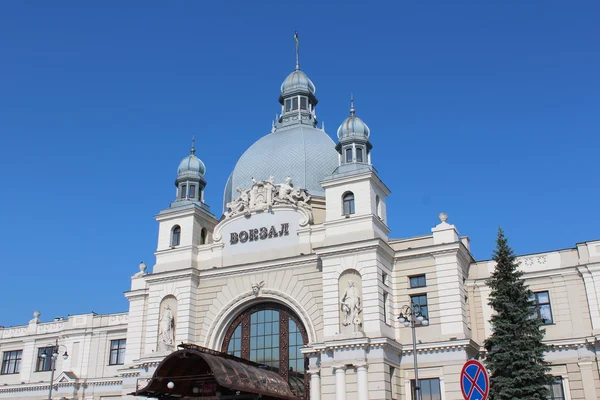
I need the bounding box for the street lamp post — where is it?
[41,338,69,400]
[398,304,429,400]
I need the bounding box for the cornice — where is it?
[400,339,479,355]
[314,238,386,258]
[145,268,201,284]
[0,378,122,393]
[200,254,320,279]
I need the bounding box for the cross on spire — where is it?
[294,31,300,70]
[190,136,196,155]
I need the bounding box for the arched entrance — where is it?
[221,302,309,398]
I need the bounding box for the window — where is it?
[382,272,388,285]
[546,377,565,400]
[410,275,426,288]
[411,294,428,320]
[285,99,292,112]
[300,97,308,110]
[222,303,307,395]
[109,339,126,365]
[189,184,196,199]
[531,291,553,324]
[375,195,381,218]
[356,147,363,162]
[36,346,57,372]
[200,227,208,245]
[292,97,299,110]
[383,292,389,324]
[345,148,353,163]
[411,378,441,400]
[180,184,187,199]
[343,192,355,215]
[171,225,181,247]
[1,350,22,375]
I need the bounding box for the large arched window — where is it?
[343,192,355,215]
[171,225,181,247]
[222,303,308,397]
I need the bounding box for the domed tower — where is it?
[175,138,207,203]
[336,95,372,168]
[223,51,338,219]
[153,140,219,273]
[321,96,390,241]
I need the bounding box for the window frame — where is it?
[292,97,299,110]
[356,147,363,162]
[383,291,390,324]
[531,290,554,325]
[171,225,181,247]
[285,99,292,112]
[342,192,355,215]
[409,274,427,289]
[188,184,196,199]
[180,184,187,199]
[410,293,429,321]
[221,302,308,394]
[546,376,565,400]
[1,350,22,375]
[109,339,126,366]
[345,148,353,163]
[36,346,57,372]
[411,378,441,400]
[300,96,308,110]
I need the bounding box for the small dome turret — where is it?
[173,138,207,204]
[335,95,373,167]
[337,105,370,140]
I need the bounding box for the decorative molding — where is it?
[221,176,312,222]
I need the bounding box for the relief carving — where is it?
[224,177,312,222]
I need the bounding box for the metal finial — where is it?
[294,31,300,71]
[350,92,355,116]
[190,136,196,155]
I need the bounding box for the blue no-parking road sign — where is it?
[460,359,489,400]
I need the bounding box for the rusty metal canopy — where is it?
[133,345,301,399]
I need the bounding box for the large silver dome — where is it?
[223,126,338,210]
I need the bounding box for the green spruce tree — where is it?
[484,228,552,400]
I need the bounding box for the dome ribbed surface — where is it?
[280,70,316,95]
[337,115,370,140]
[223,126,338,209]
[178,154,206,176]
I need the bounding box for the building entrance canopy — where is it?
[133,344,301,399]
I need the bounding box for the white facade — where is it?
[1,63,599,400]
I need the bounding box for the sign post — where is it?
[460,359,489,400]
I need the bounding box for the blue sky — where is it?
[0,1,598,326]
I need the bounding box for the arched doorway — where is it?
[221,302,309,398]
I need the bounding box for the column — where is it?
[333,365,346,400]
[356,363,369,400]
[308,368,321,400]
[577,362,597,400]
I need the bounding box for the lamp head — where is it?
[397,313,406,323]
[62,351,69,360]
[422,319,429,326]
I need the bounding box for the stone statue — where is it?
[225,187,251,218]
[252,281,265,296]
[274,177,297,205]
[157,305,175,352]
[340,281,362,329]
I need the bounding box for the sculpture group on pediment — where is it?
[225,176,312,220]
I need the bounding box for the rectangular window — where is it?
[356,148,363,162]
[546,377,565,400]
[411,294,428,320]
[390,366,396,399]
[531,291,553,324]
[180,185,187,199]
[345,148,352,163]
[36,346,57,372]
[285,99,292,112]
[411,378,441,400]
[383,292,389,324]
[292,97,299,110]
[109,339,126,365]
[300,97,308,110]
[409,274,426,288]
[1,350,22,375]
[189,184,196,199]
[382,272,388,285]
